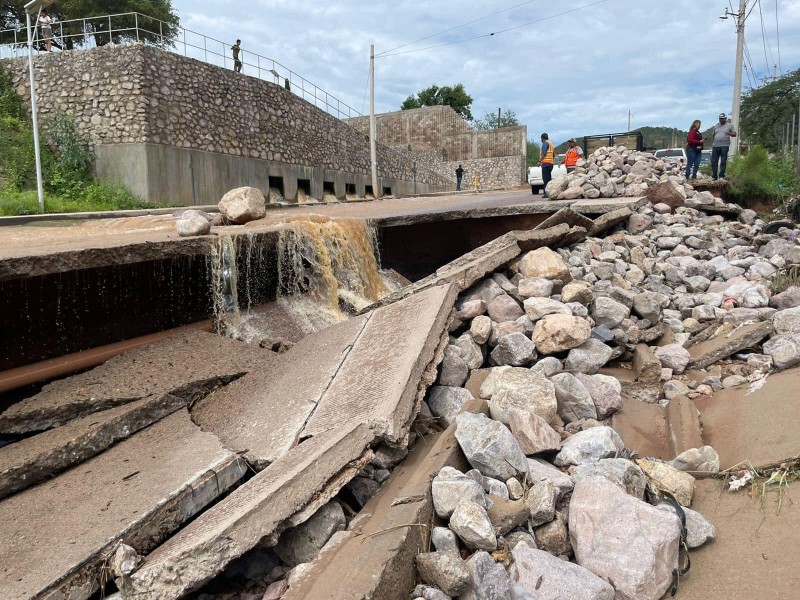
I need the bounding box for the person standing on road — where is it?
[685,120,704,180]
[231,40,243,73]
[540,133,556,197]
[38,10,53,52]
[711,113,737,180]
[455,164,464,191]
[563,138,584,174]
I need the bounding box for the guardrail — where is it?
[0,12,362,120]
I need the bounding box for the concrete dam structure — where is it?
[1,45,451,205]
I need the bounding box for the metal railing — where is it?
[0,12,362,120]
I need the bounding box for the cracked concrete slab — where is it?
[122,423,375,600]
[193,285,455,468]
[191,315,370,469]
[534,207,595,232]
[511,223,570,252]
[362,235,520,312]
[0,393,186,500]
[0,330,274,434]
[688,321,773,370]
[0,409,246,600]
[589,207,634,236]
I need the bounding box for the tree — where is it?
[473,109,520,131]
[401,83,474,121]
[741,68,800,152]
[526,139,540,168]
[0,0,179,50]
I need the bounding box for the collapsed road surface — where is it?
[2,149,800,600]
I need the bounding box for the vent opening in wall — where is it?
[268,176,285,203]
[382,186,392,197]
[345,183,356,195]
[322,181,337,202]
[365,185,375,199]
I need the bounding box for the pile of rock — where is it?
[545,145,714,204]
[412,199,800,598]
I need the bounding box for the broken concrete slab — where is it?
[610,395,702,461]
[589,207,634,236]
[688,321,773,370]
[283,399,485,600]
[302,284,457,446]
[693,368,800,470]
[571,197,647,215]
[554,225,589,248]
[0,331,274,434]
[362,235,520,312]
[512,223,570,252]
[191,315,369,469]
[122,423,374,600]
[0,393,185,500]
[534,207,595,232]
[0,409,246,600]
[193,284,455,468]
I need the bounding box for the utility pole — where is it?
[369,44,379,199]
[627,110,632,132]
[497,107,501,128]
[730,0,747,157]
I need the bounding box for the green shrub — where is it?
[724,145,798,207]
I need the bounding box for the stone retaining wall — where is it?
[1,45,450,201]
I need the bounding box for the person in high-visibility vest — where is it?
[539,133,556,197]
[563,138,584,174]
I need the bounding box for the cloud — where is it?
[171,0,800,143]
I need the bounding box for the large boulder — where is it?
[449,501,497,551]
[508,408,562,455]
[763,334,800,370]
[570,477,682,600]
[463,551,512,600]
[772,306,800,335]
[487,294,525,323]
[490,333,537,367]
[645,180,685,210]
[524,297,572,322]
[637,460,695,506]
[518,247,571,283]
[176,210,211,237]
[415,551,471,597]
[564,339,614,374]
[575,373,623,419]
[218,186,267,223]
[427,386,474,427]
[432,466,486,519]
[571,458,647,499]
[509,543,614,600]
[653,344,691,374]
[533,314,592,354]
[454,413,530,481]
[480,367,557,424]
[550,373,597,423]
[554,426,624,467]
[592,296,630,329]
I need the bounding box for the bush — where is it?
[724,145,798,207]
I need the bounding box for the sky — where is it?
[171,0,800,144]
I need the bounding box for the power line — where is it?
[379,0,613,58]
[376,0,539,57]
[757,0,775,74]
[775,0,782,74]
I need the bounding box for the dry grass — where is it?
[723,457,800,515]
[771,265,800,295]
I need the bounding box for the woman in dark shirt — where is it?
[685,120,704,180]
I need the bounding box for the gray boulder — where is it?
[533,314,592,354]
[771,287,800,310]
[455,413,530,481]
[431,526,460,553]
[454,334,485,370]
[218,186,267,223]
[550,373,597,423]
[488,294,525,323]
[508,408,561,455]
[575,373,623,419]
[416,551,471,596]
[428,386,474,427]
[763,334,800,370]
[432,466,487,519]
[449,500,497,551]
[571,458,647,499]
[491,333,537,367]
[509,543,614,600]
[592,297,630,329]
[462,550,513,600]
[564,339,614,374]
[524,298,572,322]
[772,306,800,335]
[554,426,624,467]
[481,367,557,424]
[653,343,691,374]
[176,210,211,237]
[669,446,720,473]
[470,315,493,344]
[439,346,469,386]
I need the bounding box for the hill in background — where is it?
[554,125,716,153]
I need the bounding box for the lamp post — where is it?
[24,0,56,213]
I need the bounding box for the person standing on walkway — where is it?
[563,138,583,174]
[455,164,464,191]
[540,133,556,197]
[231,40,243,73]
[711,113,736,180]
[685,120,704,180]
[38,10,53,52]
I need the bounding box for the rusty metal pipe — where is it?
[0,321,213,395]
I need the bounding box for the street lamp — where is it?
[24,0,56,213]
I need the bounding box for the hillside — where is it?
[554,125,716,153]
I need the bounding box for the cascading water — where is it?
[208,218,387,344]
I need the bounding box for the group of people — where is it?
[538,133,583,194]
[685,113,737,180]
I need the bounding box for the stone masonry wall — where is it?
[347,106,526,184]
[400,149,526,191]
[1,45,448,187]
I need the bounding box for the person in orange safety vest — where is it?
[564,138,584,173]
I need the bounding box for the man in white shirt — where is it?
[711,113,737,180]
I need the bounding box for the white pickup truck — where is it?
[528,154,567,194]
